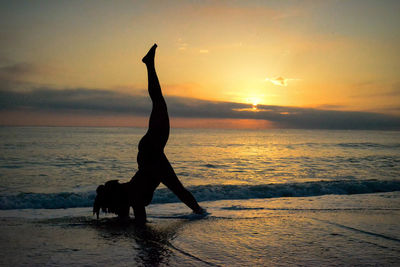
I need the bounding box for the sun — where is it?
[242,96,262,111]
[246,97,261,108]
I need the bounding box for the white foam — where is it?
[1,179,399,210]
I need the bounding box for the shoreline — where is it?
[1,192,399,266]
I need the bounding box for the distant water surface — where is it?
[0,127,399,209]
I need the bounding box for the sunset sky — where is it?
[1,0,399,129]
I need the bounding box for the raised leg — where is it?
[142,44,169,149]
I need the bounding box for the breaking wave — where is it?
[1,179,400,210]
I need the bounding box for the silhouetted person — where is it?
[93,44,204,223]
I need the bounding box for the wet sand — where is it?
[1,192,400,266]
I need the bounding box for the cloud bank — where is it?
[1,88,399,130]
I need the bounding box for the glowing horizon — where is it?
[1,0,399,129]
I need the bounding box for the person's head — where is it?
[93,180,127,219]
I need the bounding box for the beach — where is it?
[1,192,400,266]
[2,0,400,265]
[1,127,400,266]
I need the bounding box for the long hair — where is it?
[93,180,128,218]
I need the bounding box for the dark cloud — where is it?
[1,88,399,130]
[314,104,347,110]
[0,62,44,91]
[0,62,38,76]
[0,88,151,115]
[0,62,43,83]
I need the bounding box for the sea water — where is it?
[0,127,399,266]
[0,127,399,208]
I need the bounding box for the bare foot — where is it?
[142,43,157,65]
[193,207,207,215]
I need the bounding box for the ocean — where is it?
[0,127,399,266]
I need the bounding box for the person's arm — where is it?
[133,205,147,224]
